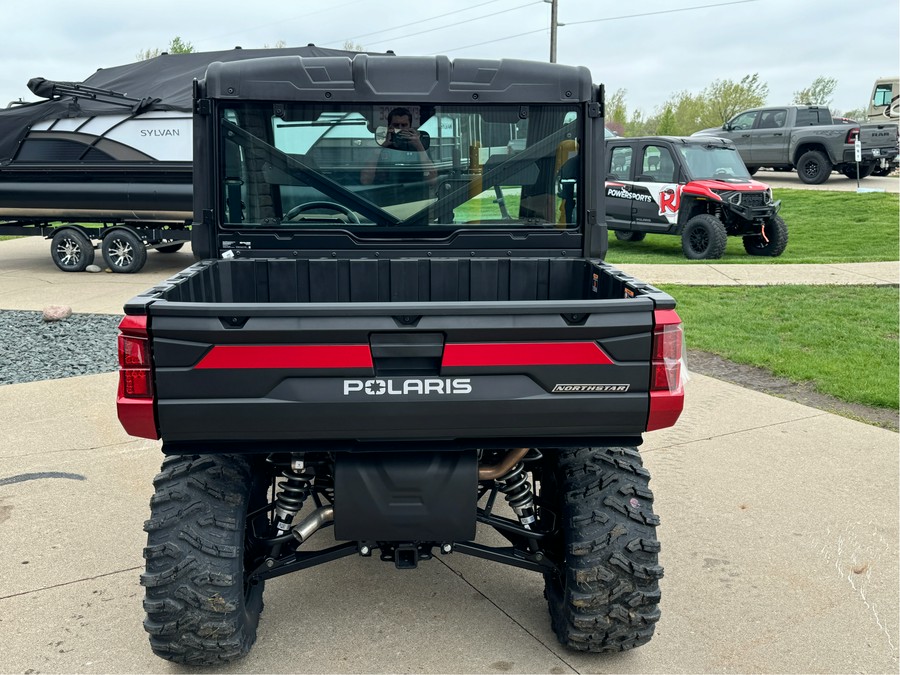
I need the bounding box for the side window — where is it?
[608,146,632,179]
[795,108,819,125]
[730,111,758,130]
[641,145,676,183]
[874,84,893,107]
[758,109,786,129]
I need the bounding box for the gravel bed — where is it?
[0,310,121,385]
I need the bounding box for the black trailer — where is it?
[0,45,370,272]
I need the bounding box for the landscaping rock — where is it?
[42,305,72,322]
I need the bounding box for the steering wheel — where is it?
[285,201,360,223]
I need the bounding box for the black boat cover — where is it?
[0,45,372,163]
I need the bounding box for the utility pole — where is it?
[546,0,559,63]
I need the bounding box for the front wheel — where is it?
[141,454,270,665]
[541,447,663,653]
[796,150,832,184]
[681,214,727,260]
[743,215,788,257]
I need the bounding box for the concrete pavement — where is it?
[0,234,898,673]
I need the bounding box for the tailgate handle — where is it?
[370,333,444,375]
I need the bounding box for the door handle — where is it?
[774,133,783,136]
[741,133,751,137]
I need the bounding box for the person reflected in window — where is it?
[361,107,436,195]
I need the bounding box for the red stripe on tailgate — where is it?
[195,345,374,370]
[442,342,612,367]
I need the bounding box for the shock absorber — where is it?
[273,460,314,535]
[497,460,536,527]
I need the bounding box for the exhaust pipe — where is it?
[478,447,530,480]
[291,506,334,543]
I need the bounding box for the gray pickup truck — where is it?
[693,105,899,184]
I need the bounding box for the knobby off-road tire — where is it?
[743,215,788,257]
[141,454,270,665]
[681,214,727,260]
[796,150,832,185]
[541,447,663,653]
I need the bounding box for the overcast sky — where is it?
[2,0,897,116]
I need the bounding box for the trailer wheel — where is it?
[681,214,727,260]
[141,454,271,665]
[540,447,663,653]
[743,215,788,257]
[156,242,185,254]
[614,230,646,242]
[50,229,95,272]
[102,229,147,273]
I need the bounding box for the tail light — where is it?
[647,309,685,431]
[846,127,860,144]
[117,314,158,439]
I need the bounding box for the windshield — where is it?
[219,102,581,231]
[677,144,751,181]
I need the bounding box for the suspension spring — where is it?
[274,462,314,534]
[497,461,536,526]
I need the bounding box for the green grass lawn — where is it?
[606,189,899,264]
[662,284,899,410]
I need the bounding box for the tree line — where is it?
[137,41,865,130]
[607,74,866,136]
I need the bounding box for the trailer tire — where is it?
[50,229,95,272]
[102,229,147,273]
[681,215,727,260]
[743,215,788,257]
[141,454,270,666]
[796,150,832,184]
[541,447,663,653]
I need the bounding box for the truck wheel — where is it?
[541,447,663,653]
[839,164,874,180]
[681,215,727,260]
[614,230,646,242]
[796,150,832,184]
[50,229,94,272]
[745,165,760,176]
[141,454,270,665]
[102,229,147,273]
[743,215,788,257]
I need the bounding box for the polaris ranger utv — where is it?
[117,54,685,665]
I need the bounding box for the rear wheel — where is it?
[141,454,271,665]
[50,229,94,272]
[540,447,663,652]
[681,214,727,260]
[796,150,832,184]
[102,229,147,273]
[614,230,646,242]
[743,215,788,257]
[840,164,875,179]
[745,165,760,175]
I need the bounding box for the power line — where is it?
[563,0,763,27]
[363,1,545,48]
[440,0,765,53]
[324,0,510,46]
